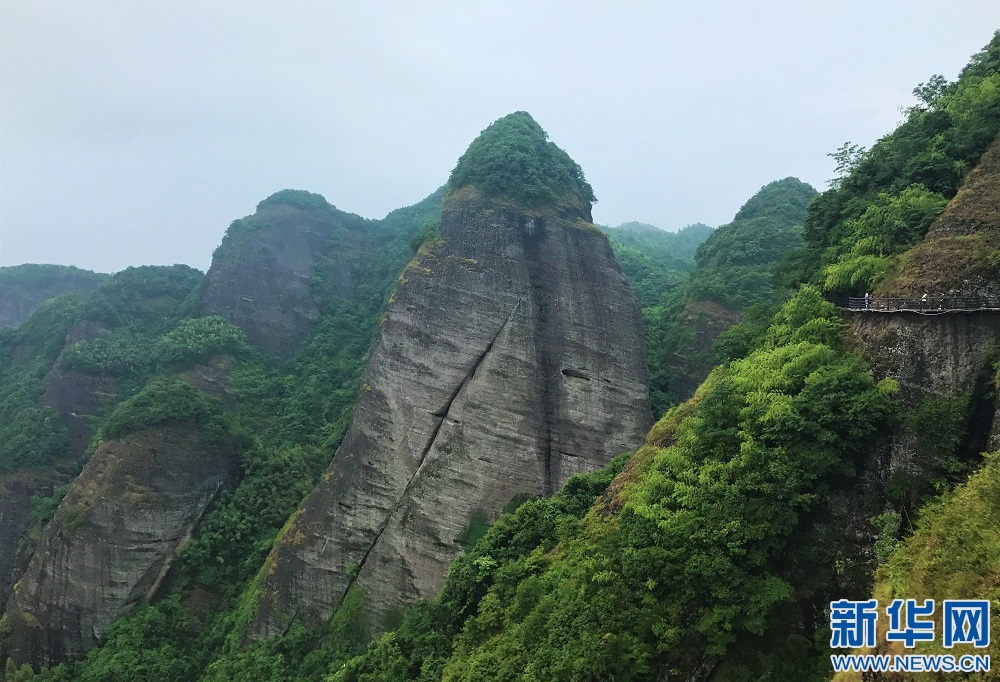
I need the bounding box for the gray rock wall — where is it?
[1,426,236,668]
[248,195,651,639]
[0,321,117,617]
[201,205,358,362]
[831,310,1000,569]
[0,469,73,616]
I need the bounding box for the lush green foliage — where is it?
[822,185,947,291]
[606,222,714,262]
[61,329,154,377]
[39,191,444,681]
[326,288,896,681]
[152,316,253,368]
[99,378,226,441]
[73,598,197,682]
[642,178,817,413]
[0,266,203,471]
[257,189,339,214]
[832,452,1000,680]
[803,31,1000,292]
[448,112,595,208]
[0,264,107,295]
[604,223,713,308]
[688,178,818,309]
[9,37,1000,682]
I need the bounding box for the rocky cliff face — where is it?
[1,425,237,668]
[248,186,651,639]
[661,300,742,403]
[200,189,444,363]
[0,266,108,330]
[42,320,119,456]
[0,468,74,616]
[878,135,1000,298]
[201,197,369,361]
[0,321,118,617]
[851,311,1000,488]
[857,133,1000,485]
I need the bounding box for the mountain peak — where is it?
[447,111,595,211]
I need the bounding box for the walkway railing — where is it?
[827,295,1000,314]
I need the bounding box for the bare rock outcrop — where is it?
[248,182,651,639]
[1,425,237,668]
[0,468,74,615]
[0,266,107,330]
[42,320,119,456]
[201,193,370,362]
[0,321,117,615]
[851,310,1000,468]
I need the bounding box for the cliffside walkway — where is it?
[829,295,1000,315]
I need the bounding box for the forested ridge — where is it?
[2,32,1000,682]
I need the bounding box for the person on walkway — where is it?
[864,292,871,309]
[922,292,928,308]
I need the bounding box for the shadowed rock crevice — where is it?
[1,426,238,668]
[336,298,525,606]
[247,191,651,640]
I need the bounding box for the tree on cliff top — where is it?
[447,111,596,208]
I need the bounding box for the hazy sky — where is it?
[2,2,998,273]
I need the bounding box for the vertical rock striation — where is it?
[0,320,117,615]
[201,195,369,362]
[248,113,651,639]
[1,426,237,668]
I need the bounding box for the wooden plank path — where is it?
[828,296,1000,314]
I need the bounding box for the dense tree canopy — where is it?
[802,31,1000,293]
[447,112,596,209]
[5,34,1000,682]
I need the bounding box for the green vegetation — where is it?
[257,189,340,214]
[0,264,107,299]
[317,288,896,681]
[603,223,713,308]
[831,453,1000,681]
[0,266,203,471]
[212,190,371,266]
[447,112,595,209]
[822,184,947,291]
[99,379,226,441]
[2,189,446,681]
[6,35,1000,682]
[641,177,818,413]
[688,178,818,309]
[801,31,1000,293]
[152,316,253,368]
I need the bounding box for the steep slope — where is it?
[645,177,818,411]
[0,189,446,674]
[247,112,651,640]
[321,289,897,682]
[201,191,371,361]
[0,266,108,330]
[307,38,1000,682]
[2,424,237,668]
[831,453,1000,682]
[1,382,239,669]
[877,134,1000,297]
[839,132,1000,608]
[0,267,203,621]
[202,188,443,362]
[805,31,1000,294]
